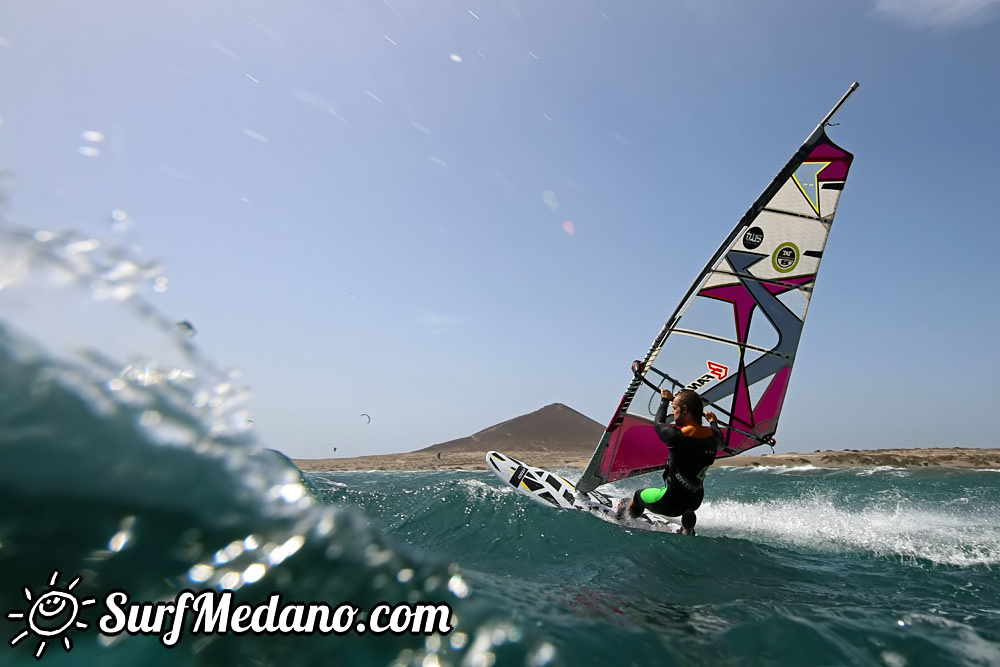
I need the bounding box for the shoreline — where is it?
[293,447,1000,473]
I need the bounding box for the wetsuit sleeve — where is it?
[653,398,681,442]
[654,398,678,483]
[710,421,725,450]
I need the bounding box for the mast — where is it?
[806,81,860,144]
[824,82,860,125]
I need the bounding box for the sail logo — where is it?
[772,242,800,273]
[707,361,729,380]
[685,361,729,390]
[742,226,764,250]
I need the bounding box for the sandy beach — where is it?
[290,404,1000,473]
[293,447,1000,473]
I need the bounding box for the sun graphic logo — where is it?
[7,570,97,660]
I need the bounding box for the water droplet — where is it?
[242,563,266,584]
[188,563,214,583]
[267,535,304,565]
[542,191,558,210]
[447,574,469,598]
[219,571,242,590]
[140,410,162,427]
[108,530,131,552]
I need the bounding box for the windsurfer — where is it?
[617,389,721,535]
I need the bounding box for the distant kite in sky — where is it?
[360,413,371,424]
[176,320,196,336]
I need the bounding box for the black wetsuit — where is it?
[628,397,722,531]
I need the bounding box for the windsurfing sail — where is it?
[576,83,859,493]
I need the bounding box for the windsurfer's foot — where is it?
[680,527,696,536]
[615,499,629,521]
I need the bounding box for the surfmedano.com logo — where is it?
[6,570,97,660]
[7,570,455,660]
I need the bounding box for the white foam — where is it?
[854,466,907,476]
[723,464,821,474]
[699,493,1000,567]
[458,478,507,500]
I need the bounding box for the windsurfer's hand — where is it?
[661,389,673,401]
[705,411,718,423]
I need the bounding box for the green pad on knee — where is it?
[639,487,667,504]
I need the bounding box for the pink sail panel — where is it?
[595,415,670,485]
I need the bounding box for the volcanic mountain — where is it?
[293,403,604,472]
[415,403,603,455]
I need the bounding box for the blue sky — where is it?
[1,0,999,458]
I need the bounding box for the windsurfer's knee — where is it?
[639,487,668,505]
[628,489,645,518]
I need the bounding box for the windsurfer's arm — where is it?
[655,389,675,423]
[705,411,724,442]
[654,393,680,440]
[704,411,720,432]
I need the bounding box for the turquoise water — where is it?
[1,224,999,665]
[314,467,1000,666]
[3,383,999,667]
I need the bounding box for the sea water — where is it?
[2,224,999,666]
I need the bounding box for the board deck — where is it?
[486,450,681,533]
